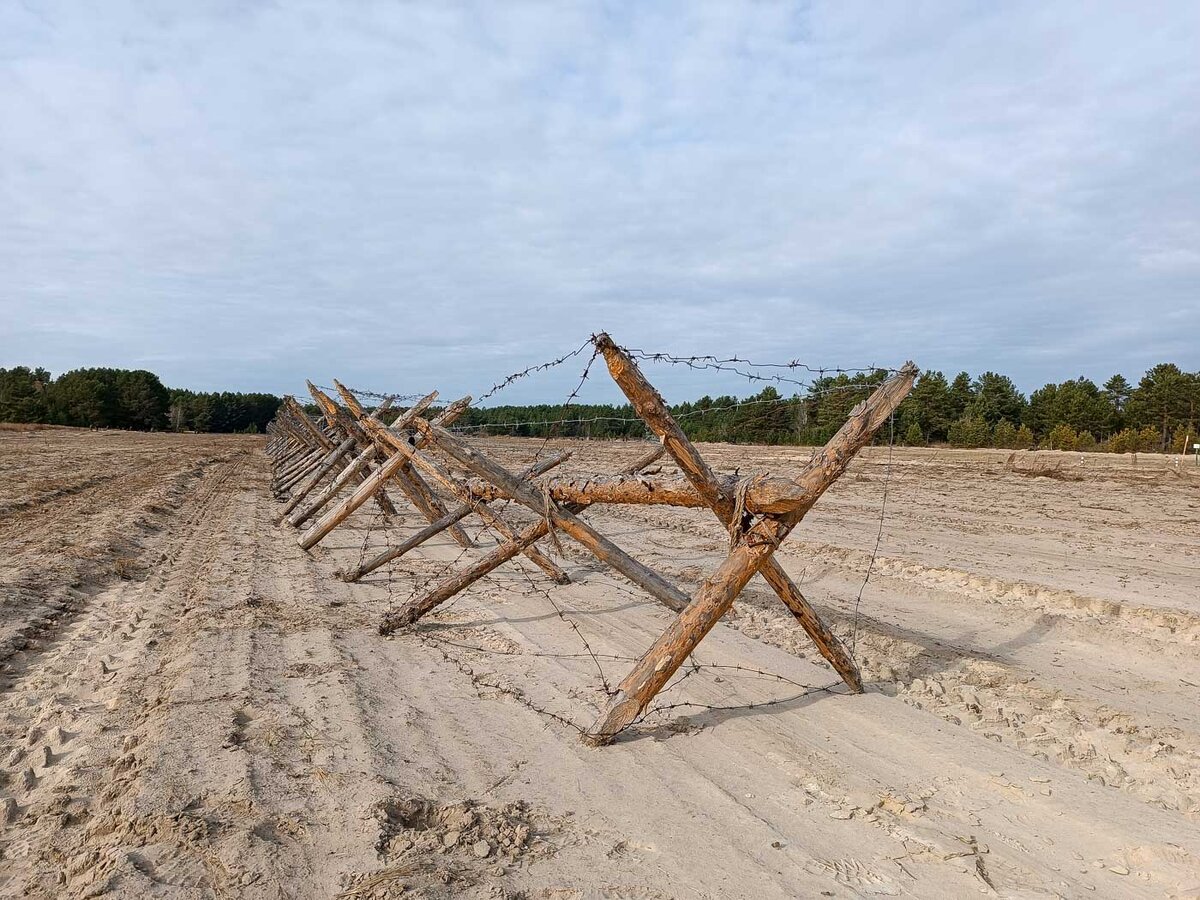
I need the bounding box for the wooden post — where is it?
[413,422,690,613]
[381,517,555,633]
[275,395,397,525]
[356,416,571,584]
[595,333,864,693]
[584,362,916,745]
[275,436,356,524]
[295,391,444,549]
[344,451,571,582]
[310,383,474,549]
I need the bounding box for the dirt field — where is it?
[2,429,1199,899]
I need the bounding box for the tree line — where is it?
[0,366,281,434]
[3,361,1197,451]
[451,362,1200,453]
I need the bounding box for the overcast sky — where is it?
[2,2,1197,405]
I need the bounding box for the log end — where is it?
[379,605,420,635]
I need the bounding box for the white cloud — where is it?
[1,1,1197,401]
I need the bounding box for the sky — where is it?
[2,1,1198,406]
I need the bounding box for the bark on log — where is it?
[288,391,441,532]
[621,444,666,475]
[298,449,414,550]
[312,384,474,548]
[414,422,690,613]
[288,445,379,527]
[275,436,356,524]
[358,418,570,583]
[584,362,917,745]
[345,451,570,583]
[380,517,553,633]
[596,332,863,693]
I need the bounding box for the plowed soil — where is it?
[2,429,1199,898]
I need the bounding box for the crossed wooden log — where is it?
[267,336,916,745]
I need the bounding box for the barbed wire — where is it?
[850,412,895,657]
[285,335,904,743]
[447,387,884,435]
[475,339,594,405]
[307,336,905,416]
[314,384,426,403]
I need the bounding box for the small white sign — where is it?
[1193,443,1200,450]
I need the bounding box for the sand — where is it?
[1,429,1199,898]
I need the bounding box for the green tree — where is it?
[0,366,51,423]
[1126,364,1198,450]
[968,372,1026,428]
[948,416,990,448]
[992,420,1018,448]
[1046,423,1078,451]
[902,370,954,442]
[949,371,974,421]
[1103,374,1132,431]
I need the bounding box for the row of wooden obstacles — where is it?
[266,335,917,744]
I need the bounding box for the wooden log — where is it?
[461,467,920,517]
[358,418,570,583]
[295,390,474,550]
[276,451,327,494]
[596,333,863,693]
[288,445,379,527]
[621,443,666,475]
[278,389,395,524]
[344,451,570,582]
[298,449,413,550]
[275,436,356,524]
[287,392,441,529]
[310,384,474,549]
[274,447,323,491]
[414,422,690,613]
[307,384,433,529]
[380,517,552,633]
[284,397,334,452]
[584,362,917,745]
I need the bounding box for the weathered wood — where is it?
[298,449,414,550]
[358,417,570,583]
[310,384,474,549]
[596,332,863,693]
[380,517,554,633]
[275,436,356,524]
[284,397,335,452]
[274,447,324,491]
[288,445,379,527]
[345,451,570,583]
[414,422,690,614]
[584,362,917,745]
[621,443,666,475]
[288,391,441,530]
[303,385,403,518]
[276,391,398,526]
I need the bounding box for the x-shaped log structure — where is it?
[266,336,915,745]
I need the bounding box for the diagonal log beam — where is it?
[595,332,863,693]
[296,393,470,548]
[290,389,443,529]
[584,362,917,745]
[345,451,570,583]
[412,422,691,613]
[275,396,397,525]
[309,384,469,546]
[358,417,570,584]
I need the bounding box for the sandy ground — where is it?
[2,429,1199,899]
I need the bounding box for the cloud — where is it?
[1,1,1197,403]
